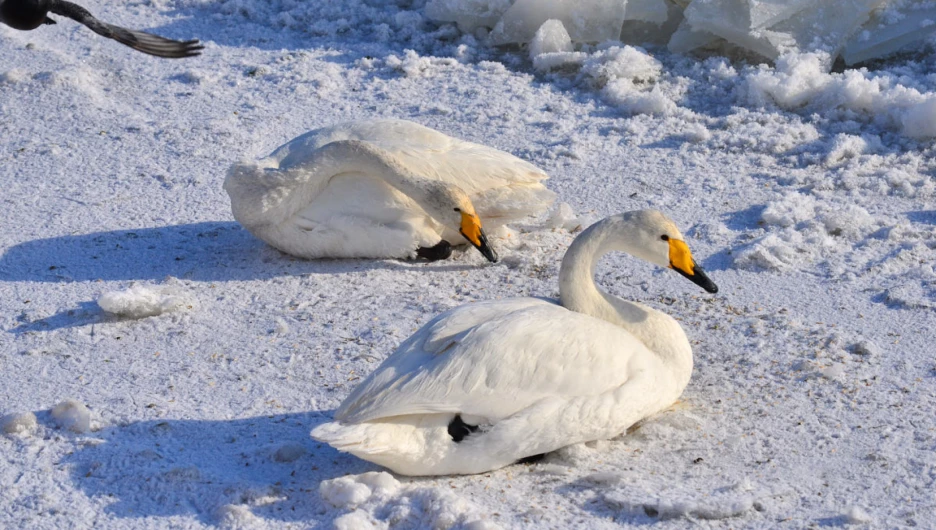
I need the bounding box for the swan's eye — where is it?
[660,235,669,241]
[454,208,461,212]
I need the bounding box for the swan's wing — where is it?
[335,298,653,424]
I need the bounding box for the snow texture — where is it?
[2,0,936,528]
[50,400,92,434]
[97,281,193,318]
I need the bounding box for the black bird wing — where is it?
[49,0,202,58]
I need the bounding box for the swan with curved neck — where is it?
[224,119,555,262]
[312,210,718,476]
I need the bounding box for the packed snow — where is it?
[97,281,193,318]
[2,0,936,528]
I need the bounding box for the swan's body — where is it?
[224,119,554,261]
[0,0,202,58]
[312,211,718,476]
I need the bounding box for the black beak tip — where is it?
[480,245,498,263]
[693,268,718,294]
[674,263,718,294]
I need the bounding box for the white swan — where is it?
[224,119,555,262]
[312,210,718,476]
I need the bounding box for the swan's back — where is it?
[269,119,546,192]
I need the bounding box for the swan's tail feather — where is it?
[224,161,328,229]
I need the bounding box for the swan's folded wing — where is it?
[334,298,652,424]
[274,119,551,195]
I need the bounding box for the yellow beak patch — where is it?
[460,212,483,247]
[668,239,695,276]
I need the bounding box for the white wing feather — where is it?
[335,297,654,424]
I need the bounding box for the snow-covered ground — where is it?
[2,0,936,528]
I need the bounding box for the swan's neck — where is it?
[559,218,693,385]
[312,140,439,206]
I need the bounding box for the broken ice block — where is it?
[843,3,936,65]
[489,0,628,45]
[425,0,513,32]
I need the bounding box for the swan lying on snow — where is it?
[313,210,718,475]
[224,119,555,263]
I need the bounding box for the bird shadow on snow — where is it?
[0,221,481,284]
[62,411,374,525]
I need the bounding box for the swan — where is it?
[0,0,202,58]
[312,210,718,476]
[224,119,555,262]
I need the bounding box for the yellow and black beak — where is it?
[668,238,718,293]
[459,212,498,263]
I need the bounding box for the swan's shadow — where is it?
[0,222,482,284]
[62,411,372,525]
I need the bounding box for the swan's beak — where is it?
[668,239,718,294]
[460,212,498,263]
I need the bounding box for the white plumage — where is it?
[224,119,554,260]
[312,210,719,475]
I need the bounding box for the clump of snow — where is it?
[50,400,91,433]
[97,282,192,319]
[0,412,37,436]
[582,45,662,86]
[216,504,262,529]
[742,52,936,138]
[735,193,882,272]
[272,442,306,463]
[333,510,385,530]
[320,472,401,509]
[0,69,27,84]
[545,202,582,232]
[321,472,499,528]
[844,505,873,524]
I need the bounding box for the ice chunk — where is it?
[51,399,91,433]
[624,0,669,24]
[1,411,38,436]
[683,0,881,61]
[530,20,574,59]
[97,282,191,319]
[425,0,512,32]
[622,0,686,45]
[844,5,936,65]
[489,0,628,45]
[668,19,720,53]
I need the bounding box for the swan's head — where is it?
[424,183,498,263]
[620,210,718,294]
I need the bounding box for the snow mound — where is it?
[51,400,92,433]
[97,282,192,319]
[545,202,582,232]
[734,193,881,272]
[320,472,501,529]
[0,411,38,436]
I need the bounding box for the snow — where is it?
[0,412,38,436]
[50,400,92,434]
[97,281,193,319]
[2,0,936,528]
